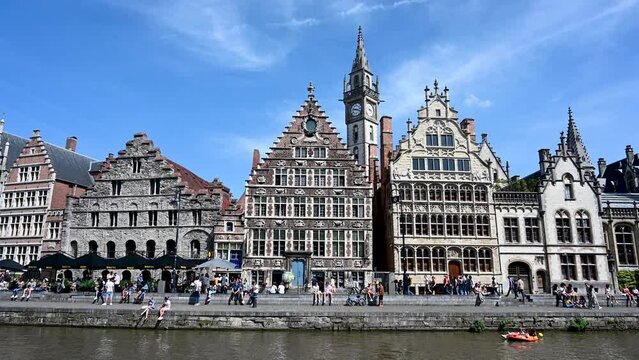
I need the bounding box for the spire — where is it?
[566,107,594,168]
[0,112,5,133]
[351,25,371,73]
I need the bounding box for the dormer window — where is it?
[563,175,575,200]
[436,109,442,117]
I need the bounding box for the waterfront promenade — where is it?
[2,293,639,331]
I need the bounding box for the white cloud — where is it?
[270,17,320,28]
[464,94,492,108]
[339,0,425,16]
[109,0,288,70]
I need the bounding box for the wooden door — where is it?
[448,261,461,278]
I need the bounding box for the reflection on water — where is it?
[1,326,638,360]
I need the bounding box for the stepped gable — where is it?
[0,132,28,172]
[566,107,594,168]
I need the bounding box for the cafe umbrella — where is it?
[0,259,25,272]
[26,252,75,270]
[194,258,237,270]
[71,252,114,270]
[112,253,154,270]
[151,254,198,270]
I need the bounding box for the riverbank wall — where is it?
[1,304,639,331]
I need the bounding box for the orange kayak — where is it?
[502,332,539,342]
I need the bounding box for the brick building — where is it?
[0,121,98,264]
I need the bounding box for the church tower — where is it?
[343,26,380,169]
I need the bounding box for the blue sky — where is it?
[1,0,638,197]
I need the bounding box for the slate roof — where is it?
[601,193,639,208]
[600,153,639,193]
[0,133,28,171]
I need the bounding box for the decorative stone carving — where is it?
[253,259,263,267]
[315,221,325,227]
[276,160,286,167]
[254,219,265,227]
[295,160,307,166]
[257,176,266,184]
[353,260,363,268]
[333,221,343,227]
[294,220,305,227]
[322,138,330,145]
[275,188,284,194]
[352,191,364,197]
[353,221,363,228]
[333,189,343,195]
[334,259,344,268]
[314,189,325,195]
[274,219,285,226]
[274,260,282,267]
[315,161,326,167]
[294,188,305,195]
[354,177,363,185]
[255,188,267,195]
[290,137,298,145]
[313,259,325,267]
[447,248,461,258]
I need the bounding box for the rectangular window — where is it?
[441,134,454,147]
[352,198,365,218]
[332,230,345,257]
[132,158,142,173]
[312,147,327,158]
[0,217,9,237]
[313,169,326,186]
[168,210,178,226]
[109,212,118,227]
[294,169,307,186]
[192,210,202,226]
[3,192,13,208]
[332,198,345,217]
[352,230,365,258]
[476,216,491,237]
[47,221,61,239]
[560,254,577,280]
[254,196,267,216]
[274,196,287,216]
[91,212,100,227]
[294,197,306,217]
[313,198,326,217]
[426,134,439,146]
[556,218,571,243]
[25,191,36,207]
[149,179,161,195]
[580,255,598,281]
[312,230,325,257]
[442,159,455,171]
[273,229,286,256]
[332,169,346,187]
[524,218,541,243]
[37,190,47,206]
[295,147,308,158]
[128,211,138,227]
[274,169,287,186]
[19,167,28,182]
[148,211,158,226]
[252,229,266,256]
[29,166,40,181]
[15,192,24,207]
[10,216,19,236]
[33,215,43,236]
[427,158,440,171]
[457,159,470,172]
[293,230,305,251]
[503,217,520,243]
[461,215,475,236]
[111,180,122,195]
[412,158,426,171]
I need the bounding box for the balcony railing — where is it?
[493,192,537,205]
[605,207,639,219]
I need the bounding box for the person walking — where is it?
[193,277,202,306]
[377,282,385,307]
[104,277,115,306]
[505,276,516,298]
[516,277,525,303]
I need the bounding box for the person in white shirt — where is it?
[104,278,115,305]
[193,278,202,306]
[269,284,277,294]
[114,273,121,291]
[158,297,171,320]
[278,283,285,294]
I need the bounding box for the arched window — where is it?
[415,214,428,236]
[478,248,492,272]
[226,222,234,232]
[125,240,136,255]
[463,247,477,272]
[146,240,156,259]
[88,241,98,254]
[432,247,446,272]
[429,185,442,201]
[474,186,487,202]
[70,241,78,258]
[430,214,444,236]
[399,183,412,201]
[190,240,201,258]
[460,185,472,202]
[166,240,176,256]
[444,185,458,202]
[414,184,427,201]
[563,174,575,200]
[405,247,415,272]
[446,215,460,236]
[575,210,592,243]
[555,210,572,243]
[615,225,637,265]
[106,241,116,258]
[416,247,431,272]
[353,125,359,142]
[399,214,413,235]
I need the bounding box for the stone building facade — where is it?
[62,133,229,263]
[382,82,508,292]
[243,84,374,289]
[0,123,98,264]
[210,182,244,276]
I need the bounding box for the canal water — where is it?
[1,326,637,360]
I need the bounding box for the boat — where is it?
[501,332,540,342]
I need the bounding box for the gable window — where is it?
[412,158,426,171]
[352,198,365,218]
[563,175,575,200]
[441,134,454,147]
[575,211,592,244]
[457,159,470,172]
[294,169,307,186]
[333,169,346,187]
[274,196,287,217]
[111,180,122,196]
[426,134,439,146]
[275,168,287,186]
[132,158,142,173]
[442,159,455,171]
[254,196,267,216]
[225,222,234,232]
[435,109,442,117]
[295,147,308,158]
[312,147,327,158]
[427,158,440,171]
[555,210,572,243]
[19,167,28,182]
[150,179,161,195]
[313,169,326,186]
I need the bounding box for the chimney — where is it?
[539,148,551,173]
[65,136,78,152]
[380,116,393,186]
[252,149,261,170]
[460,118,476,143]
[625,145,634,164]
[597,158,607,177]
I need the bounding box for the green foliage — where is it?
[120,279,131,290]
[497,319,516,332]
[567,317,589,332]
[499,178,539,192]
[78,279,96,292]
[469,320,486,333]
[617,270,637,290]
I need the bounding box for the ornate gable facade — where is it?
[243,84,374,289]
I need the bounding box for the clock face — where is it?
[365,103,375,117]
[350,103,362,116]
[304,119,317,133]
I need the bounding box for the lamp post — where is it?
[172,187,182,270]
[391,188,408,295]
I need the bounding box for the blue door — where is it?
[291,259,305,287]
